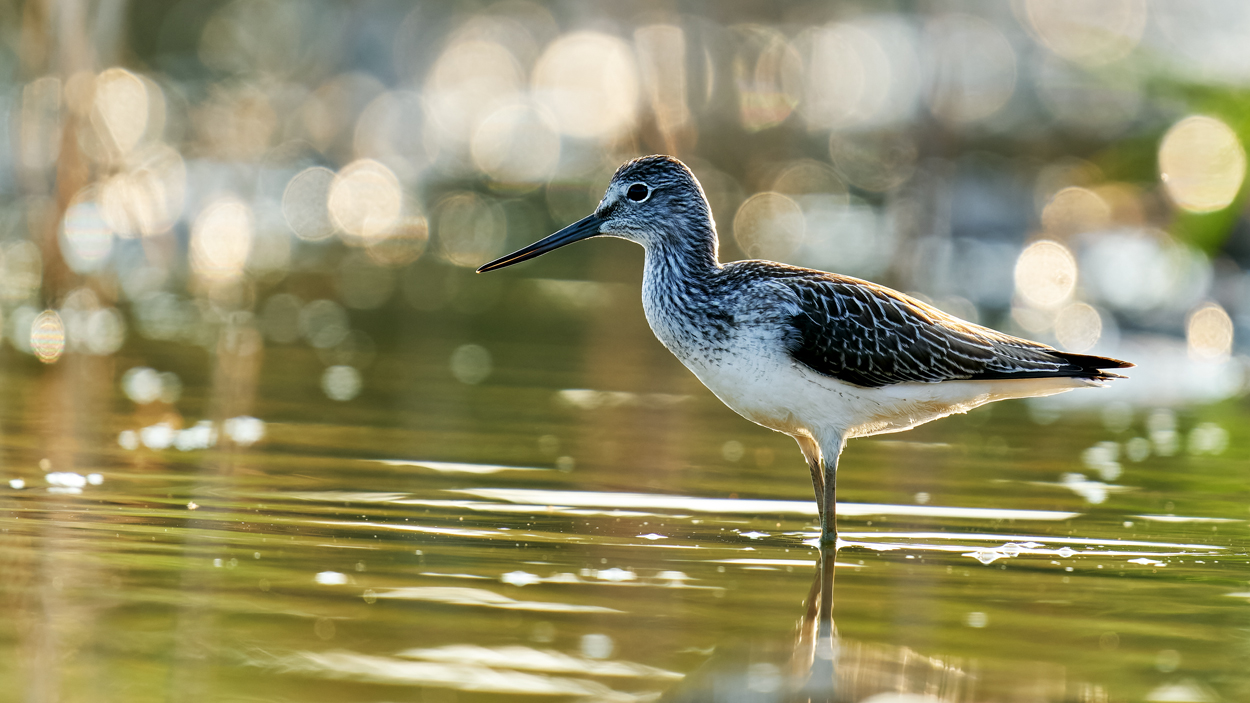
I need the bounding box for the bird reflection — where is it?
[663,545,969,702]
[789,547,838,700]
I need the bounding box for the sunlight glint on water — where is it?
[0,338,1246,702]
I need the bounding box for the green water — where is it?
[0,301,1247,702]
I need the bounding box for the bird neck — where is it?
[641,223,721,286]
[639,222,723,337]
[639,224,731,362]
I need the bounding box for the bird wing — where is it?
[732,262,1129,388]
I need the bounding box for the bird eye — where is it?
[626,183,650,202]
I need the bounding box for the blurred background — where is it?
[3,2,1250,701]
[4,0,1248,411]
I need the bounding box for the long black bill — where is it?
[476,214,602,273]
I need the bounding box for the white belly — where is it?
[681,342,1089,442]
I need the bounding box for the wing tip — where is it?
[1055,352,1133,380]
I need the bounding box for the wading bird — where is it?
[478,156,1131,545]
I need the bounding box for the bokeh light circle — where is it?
[300,299,350,349]
[30,310,66,364]
[731,25,802,132]
[85,308,126,355]
[354,90,429,179]
[532,31,639,140]
[1187,303,1233,361]
[828,132,917,192]
[1041,187,1111,238]
[1023,0,1147,67]
[1054,302,1103,352]
[425,39,524,145]
[436,192,507,268]
[924,14,1017,124]
[471,103,561,186]
[328,159,403,242]
[191,198,253,281]
[1014,240,1077,309]
[322,365,362,401]
[60,194,114,273]
[793,24,873,130]
[450,344,492,385]
[1158,115,1246,214]
[92,67,149,155]
[733,192,805,261]
[770,159,848,201]
[122,366,163,404]
[283,167,337,241]
[366,216,429,267]
[98,144,186,238]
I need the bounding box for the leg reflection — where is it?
[660,543,979,702]
[790,543,838,701]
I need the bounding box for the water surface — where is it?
[0,335,1246,702]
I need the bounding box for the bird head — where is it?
[477,155,714,273]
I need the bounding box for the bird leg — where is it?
[794,435,824,518]
[819,435,846,546]
[821,454,838,544]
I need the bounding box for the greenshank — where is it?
[479,155,1131,545]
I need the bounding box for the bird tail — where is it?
[1052,352,1133,381]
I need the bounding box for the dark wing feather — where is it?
[738,263,1130,388]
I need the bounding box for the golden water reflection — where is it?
[0,414,1243,702]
